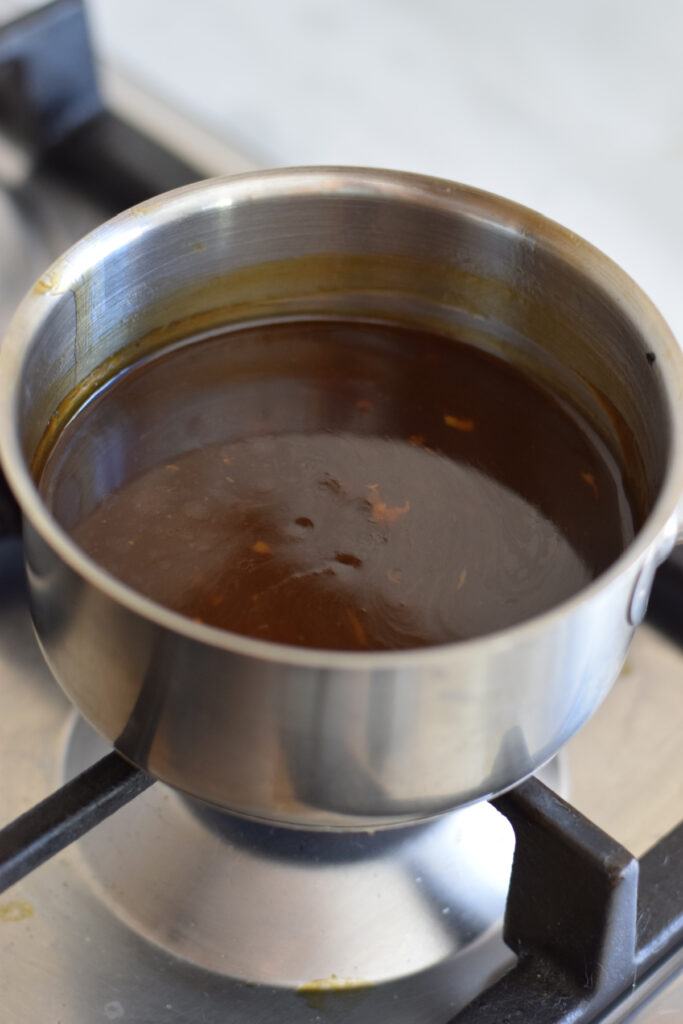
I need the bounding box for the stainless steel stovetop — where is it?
[0,4,681,1022]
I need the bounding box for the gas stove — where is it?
[0,4,681,1022]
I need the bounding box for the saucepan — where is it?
[0,167,682,830]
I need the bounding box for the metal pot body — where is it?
[1,168,682,829]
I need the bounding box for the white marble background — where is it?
[87,0,683,343]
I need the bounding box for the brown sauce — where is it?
[38,320,636,650]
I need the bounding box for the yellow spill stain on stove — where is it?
[0,900,34,922]
[297,974,372,1011]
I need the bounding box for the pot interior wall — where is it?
[18,183,670,527]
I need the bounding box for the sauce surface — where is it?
[39,320,635,650]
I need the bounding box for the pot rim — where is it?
[1,165,682,669]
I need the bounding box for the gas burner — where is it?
[64,719,565,993]
[65,715,514,987]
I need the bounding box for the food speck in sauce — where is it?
[38,319,637,650]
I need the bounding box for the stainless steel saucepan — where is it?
[0,167,682,830]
